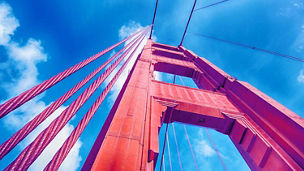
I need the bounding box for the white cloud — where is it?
[119,21,157,42]
[194,129,215,157]
[292,1,304,9]
[195,139,215,157]
[297,69,304,83]
[292,26,304,53]
[0,2,82,170]
[119,21,144,40]
[25,106,82,171]
[2,39,47,97]
[0,2,19,45]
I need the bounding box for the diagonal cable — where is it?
[0,28,146,160]
[4,28,149,171]
[44,32,148,171]
[191,32,304,62]
[194,0,230,12]
[0,28,145,119]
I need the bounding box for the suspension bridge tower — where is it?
[0,1,304,171]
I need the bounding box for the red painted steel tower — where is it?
[0,28,303,170]
[85,39,304,170]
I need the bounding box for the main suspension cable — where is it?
[0,29,146,160]
[191,33,304,62]
[5,29,149,171]
[0,28,145,119]
[44,33,148,171]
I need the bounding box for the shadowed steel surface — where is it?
[88,40,304,170]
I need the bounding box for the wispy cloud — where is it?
[26,105,82,171]
[2,39,47,97]
[0,2,19,46]
[194,129,215,157]
[297,69,304,83]
[195,139,215,157]
[119,21,157,42]
[119,21,144,40]
[0,2,82,170]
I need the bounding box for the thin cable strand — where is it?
[166,131,173,171]
[205,129,227,171]
[180,0,197,46]
[177,76,199,171]
[160,123,169,171]
[172,123,183,171]
[149,0,159,39]
[160,108,174,171]
[183,124,199,171]
[191,33,304,62]
[194,0,230,11]
[162,154,166,171]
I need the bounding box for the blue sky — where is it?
[0,0,303,170]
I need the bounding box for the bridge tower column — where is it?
[84,39,304,171]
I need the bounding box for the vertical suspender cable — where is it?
[0,28,145,119]
[179,0,197,46]
[166,131,173,171]
[162,154,166,171]
[183,125,199,171]
[44,32,148,171]
[5,28,149,171]
[149,0,160,39]
[178,75,226,170]
[160,108,174,171]
[177,76,199,170]
[0,29,146,160]
[205,129,227,171]
[172,123,183,171]
[178,75,225,170]
[160,124,169,171]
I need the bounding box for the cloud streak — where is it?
[0,2,19,45]
[297,69,304,83]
